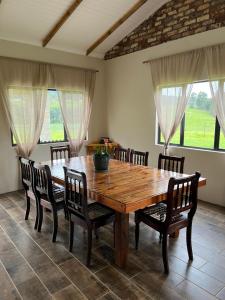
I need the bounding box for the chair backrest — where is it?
[63,167,89,221]
[158,153,185,173]
[165,172,201,224]
[50,145,71,161]
[32,163,54,203]
[114,147,130,162]
[19,157,34,190]
[130,150,149,166]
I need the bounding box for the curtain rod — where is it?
[0,55,99,73]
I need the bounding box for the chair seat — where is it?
[141,202,167,221]
[39,184,64,206]
[137,203,186,226]
[88,202,114,221]
[53,184,64,201]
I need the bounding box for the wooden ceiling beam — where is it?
[86,0,147,56]
[42,0,83,47]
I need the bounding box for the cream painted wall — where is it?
[0,39,107,194]
[105,28,225,207]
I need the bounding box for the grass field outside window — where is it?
[158,81,225,151]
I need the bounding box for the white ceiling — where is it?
[0,0,168,58]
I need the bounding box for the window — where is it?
[158,81,225,151]
[40,90,66,143]
[12,89,67,145]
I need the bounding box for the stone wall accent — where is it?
[104,0,225,60]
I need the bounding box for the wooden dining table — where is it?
[44,155,206,269]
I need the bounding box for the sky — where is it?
[192,81,211,97]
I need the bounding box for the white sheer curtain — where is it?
[58,90,91,156]
[209,80,225,136]
[155,84,193,153]
[149,50,204,153]
[206,44,225,136]
[52,65,96,156]
[7,87,47,157]
[0,57,50,157]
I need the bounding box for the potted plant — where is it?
[93,146,110,171]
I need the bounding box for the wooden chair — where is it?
[19,157,38,229]
[135,172,201,274]
[32,163,66,242]
[130,150,149,166]
[146,153,186,228]
[158,153,185,173]
[50,145,71,161]
[113,147,130,162]
[64,167,115,266]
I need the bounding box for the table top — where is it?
[45,155,206,214]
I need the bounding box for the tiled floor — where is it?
[0,191,225,300]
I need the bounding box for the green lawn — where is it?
[50,123,65,141]
[161,108,225,150]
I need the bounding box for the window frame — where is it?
[11,88,88,146]
[11,88,68,146]
[11,127,68,147]
[157,80,225,152]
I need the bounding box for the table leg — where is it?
[114,212,129,268]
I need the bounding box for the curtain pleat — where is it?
[206,44,225,137]
[57,71,96,156]
[0,58,50,157]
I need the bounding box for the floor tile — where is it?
[53,284,85,300]
[0,262,21,300]
[0,192,225,300]
[176,280,217,300]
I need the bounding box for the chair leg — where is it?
[87,227,92,267]
[94,228,99,240]
[25,194,30,220]
[113,221,115,248]
[52,208,58,243]
[69,220,74,252]
[64,207,69,220]
[159,212,164,242]
[135,221,140,250]
[38,205,43,232]
[159,233,162,242]
[34,201,39,230]
[186,221,193,260]
[162,233,169,274]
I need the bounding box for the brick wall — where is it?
[104,0,225,60]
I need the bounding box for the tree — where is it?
[196,92,208,110]
[188,92,197,108]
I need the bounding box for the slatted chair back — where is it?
[165,172,200,224]
[19,157,34,190]
[32,164,54,203]
[130,150,149,166]
[50,145,71,161]
[114,147,130,162]
[158,153,185,173]
[64,167,89,221]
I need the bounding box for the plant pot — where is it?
[93,153,110,171]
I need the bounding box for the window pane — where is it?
[40,90,65,142]
[184,82,215,149]
[219,131,225,149]
[219,82,225,150]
